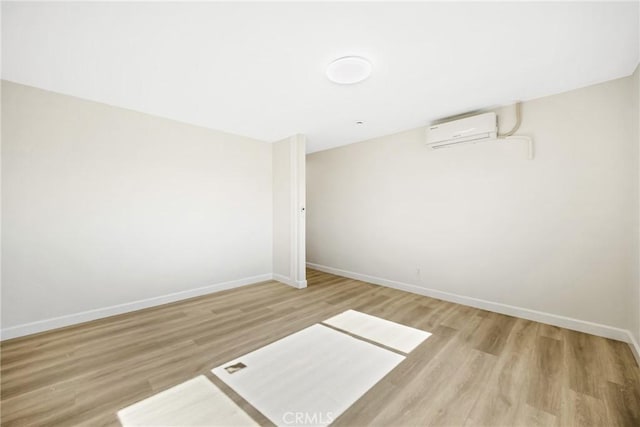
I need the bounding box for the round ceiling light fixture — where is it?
[326,56,372,85]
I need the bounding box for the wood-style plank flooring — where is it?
[1,269,639,426]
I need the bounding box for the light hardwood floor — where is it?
[1,269,639,426]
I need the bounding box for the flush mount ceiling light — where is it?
[326,56,372,84]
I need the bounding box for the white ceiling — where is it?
[2,2,638,153]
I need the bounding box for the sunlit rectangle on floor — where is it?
[212,324,404,427]
[117,375,259,427]
[323,309,431,353]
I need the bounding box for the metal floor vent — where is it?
[224,362,247,374]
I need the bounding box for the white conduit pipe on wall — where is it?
[498,102,534,160]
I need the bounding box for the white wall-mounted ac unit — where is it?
[426,112,497,149]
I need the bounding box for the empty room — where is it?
[1,1,639,426]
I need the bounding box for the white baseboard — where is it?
[307,262,639,363]
[273,273,308,289]
[626,331,640,367]
[0,273,273,341]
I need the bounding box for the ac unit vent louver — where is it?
[426,112,497,149]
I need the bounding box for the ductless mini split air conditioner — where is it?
[425,112,497,149]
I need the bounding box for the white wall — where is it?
[634,64,640,347]
[307,73,638,338]
[273,137,292,279]
[272,135,307,288]
[1,81,273,335]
